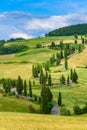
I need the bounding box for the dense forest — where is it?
[46,24,87,36]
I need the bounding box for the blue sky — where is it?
[0,0,87,39]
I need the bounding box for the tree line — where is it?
[46,23,87,36]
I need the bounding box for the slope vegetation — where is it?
[46,23,87,36]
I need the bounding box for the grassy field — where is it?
[0,36,86,116]
[0,36,86,113]
[0,112,87,130]
[0,94,39,113]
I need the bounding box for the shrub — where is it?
[29,104,36,113]
[36,43,42,48]
[73,106,83,115]
[85,65,87,68]
[60,107,71,116]
[83,103,87,113]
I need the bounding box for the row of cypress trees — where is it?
[16,76,32,96]
[60,69,78,85]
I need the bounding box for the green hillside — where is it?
[46,23,87,36]
[0,35,87,129]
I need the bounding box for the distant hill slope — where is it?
[46,23,87,36]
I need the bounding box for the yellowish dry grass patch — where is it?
[68,47,87,67]
[0,112,87,130]
[0,63,32,79]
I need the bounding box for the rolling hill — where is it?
[0,35,87,129]
[46,23,87,36]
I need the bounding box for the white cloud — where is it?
[9,33,33,39]
[26,16,68,31]
[0,11,87,39]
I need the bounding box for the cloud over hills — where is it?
[0,11,87,40]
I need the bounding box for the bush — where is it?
[83,103,87,113]
[36,43,42,48]
[85,65,87,68]
[73,106,83,115]
[29,104,36,113]
[60,107,71,116]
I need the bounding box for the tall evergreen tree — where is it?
[24,80,27,96]
[48,74,52,86]
[29,80,32,97]
[16,76,23,95]
[70,68,73,81]
[64,49,67,58]
[51,41,56,48]
[60,49,63,59]
[32,64,34,77]
[73,69,78,83]
[7,79,11,93]
[60,74,66,85]
[45,71,48,80]
[58,92,62,107]
[41,86,53,114]
[39,68,46,86]
[67,75,70,85]
[74,39,78,44]
[82,38,85,44]
[65,58,68,70]
[56,53,61,65]
[45,61,50,71]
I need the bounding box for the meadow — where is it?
[0,112,87,130]
[0,35,87,130]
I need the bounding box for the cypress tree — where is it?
[67,75,70,85]
[70,68,73,81]
[16,76,23,95]
[60,49,63,59]
[64,49,67,58]
[82,38,85,44]
[78,44,82,52]
[74,39,78,44]
[65,58,68,70]
[60,74,66,85]
[29,80,32,97]
[58,92,62,107]
[24,80,27,96]
[51,41,56,48]
[73,69,78,83]
[48,74,52,86]
[56,53,61,65]
[39,69,46,86]
[45,61,50,71]
[46,70,48,80]
[41,86,53,114]
[7,79,11,93]
[32,64,34,77]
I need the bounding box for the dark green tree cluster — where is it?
[46,24,87,36]
[60,74,66,86]
[60,69,78,86]
[39,68,52,86]
[70,69,78,83]
[0,44,28,54]
[44,61,50,71]
[1,78,16,93]
[16,76,23,95]
[50,53,61,66]
[16,76,33,97]
[32,64,42,78]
